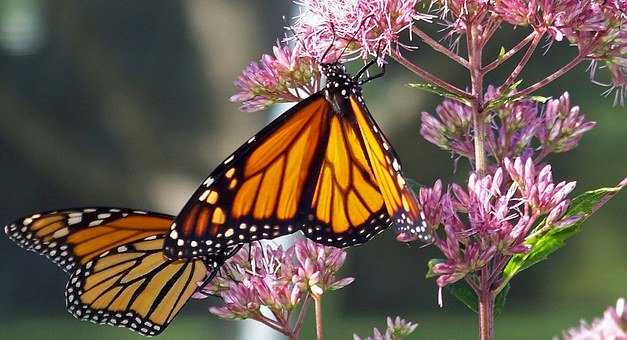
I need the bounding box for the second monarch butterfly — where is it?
[164,59,432,261]
[4,208,241,336]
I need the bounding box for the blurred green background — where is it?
[0,1,625,339]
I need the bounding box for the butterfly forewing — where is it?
[165,94,332,259]
[4,208,173,273]
[164,62,430,260]
[348,95,432,242]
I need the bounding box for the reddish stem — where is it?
[478,287,495,340]
[313,295,323,340]
[483,31,537,73]
[499,31,543,92]
[411,26,469,68]
[480,16,502,48]
[512,54,585,98]
[468,23,487,176]
[292,294,311,338]
[391,50,473,100]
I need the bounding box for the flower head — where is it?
[354,316,418,340]
[420,99,474,158]
[230,42,321,112]
[421,90,595,161]
[559,297,627,339]
[537,92,596,153]
[291,0,427,62]
[415,157,576,293]
[199,238,353,325]
[293,238,354,296]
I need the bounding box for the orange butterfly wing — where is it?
[347,96,431,242]
[4,208,173,272]
[165,86,429,259]
[165,94,333,259]
[4,208,229,336]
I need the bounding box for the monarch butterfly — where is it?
[164,59,432,261]
[4,208,240,336]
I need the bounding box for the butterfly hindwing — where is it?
[66,234,207,336]
[305,111,392,246]
[4,208,228,336]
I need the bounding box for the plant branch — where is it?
[512,54,585,98]
[468,23,487,176]
[411,26,469,68]
[391,50,472,99]
[313,295,323,340]
[478,287,495,340]
[253,314,289,335]
[292,294,311,338]
[480,16,502,48]
[483,31,537,73]
[499,31,543,92]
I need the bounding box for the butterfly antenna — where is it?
[283,16,308,52]
[320,23,337,63]
[336,14,376,62]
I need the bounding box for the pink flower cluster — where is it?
[230,42,321,112]
[196,238,353,334]
[559,297,626,339]
[354,316,418,340]
[420,90,596,162]
[490,0,625,99]
[291,0,427,62]
[410,157,576,291]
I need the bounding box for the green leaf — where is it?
[407,83,471,106]
[508,79,523,91]
[406,178,422,193]
[445,281,510,316]
[494,284,510,317]
[502,180,626,283]
[426,258,445,278]
[529,95,549,103]
[446,281,478,313]
[498,47,506,60]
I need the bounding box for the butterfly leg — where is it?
[358,62,385,85]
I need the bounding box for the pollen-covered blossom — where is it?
[537,92,596,153]
[292,0,427,62]
[559,297,626,340]
[197,238,353,334]
[410,157,576,292]
[353,316,418,340]
[230,42,321,112]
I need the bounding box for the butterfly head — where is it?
[320,62,361,105]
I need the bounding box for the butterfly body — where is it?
[165,61,431,261]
